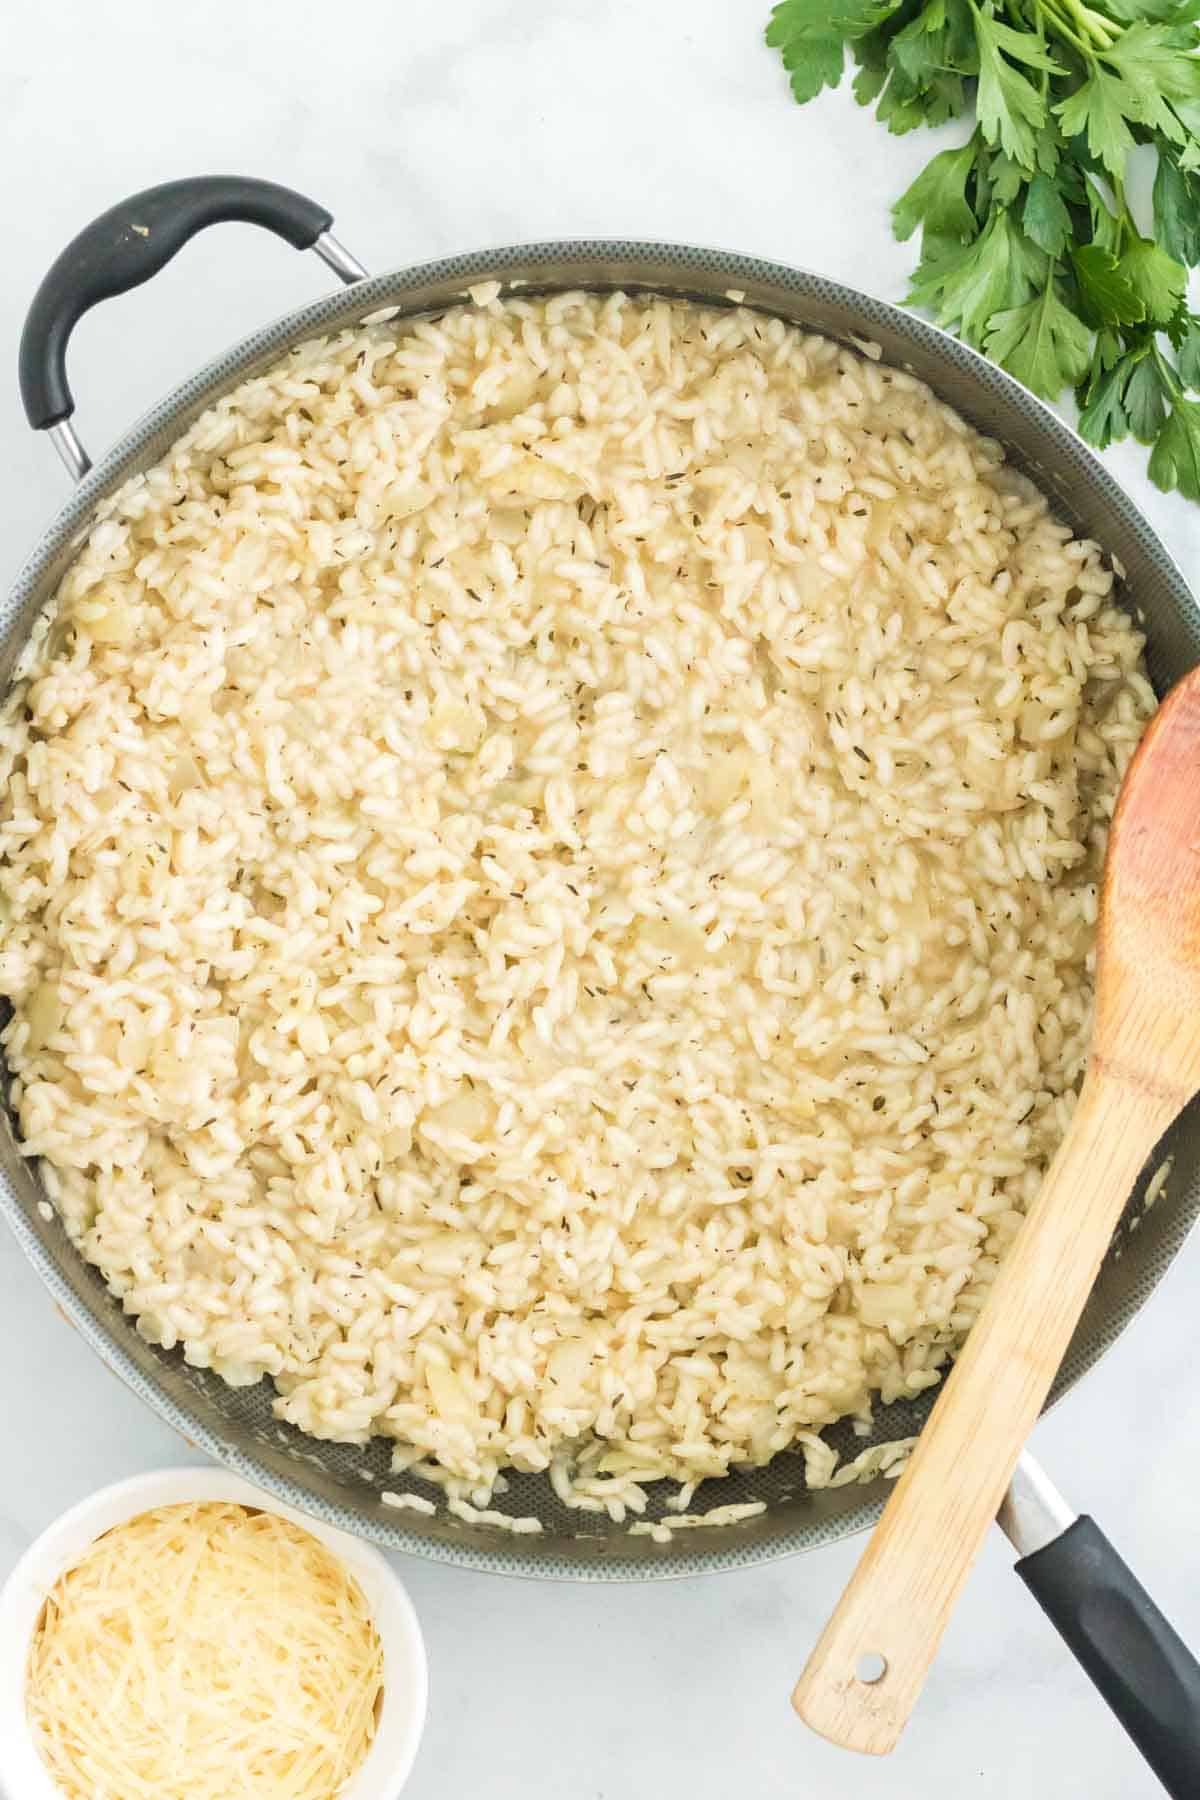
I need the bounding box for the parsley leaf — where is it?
[988,153,1028,205]
[1022,171,1072,253]
[848,5,971,121]
[1176,99,1200,167]
[766,0,900,104]
[1153,155,1200,265]
[909,208,1040,342]
[1149,396,1200,500]
[973,3,1061,168]
[1102,22,1200,116]
[1072,245,1147,326]
[890,11,956,87]
[1085,179,1123,256]
[1120,238,1189,324]
[876,62,965,132]
[985,282,1092,397]
[1092,327,1126,383]
[850,33,891,107]
[1179,319,1200,390]
[1105,0,1200,23]
[893,142,979,241]
[1123,353,1173,441]
[1077,358,1131,449]
[1055,69,1138,181]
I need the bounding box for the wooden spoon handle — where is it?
[792,1065,1170,1754]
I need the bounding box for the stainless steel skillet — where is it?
[3,178,1199,1657]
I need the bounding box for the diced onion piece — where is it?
[426,1360,475,1422]
[859,1281,921,1330]
[25,981,60,1051]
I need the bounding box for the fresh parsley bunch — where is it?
[765,0,1200,499]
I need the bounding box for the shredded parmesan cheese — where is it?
[26,1501,384,1800]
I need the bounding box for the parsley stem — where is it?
[1050,0,1115,50]
[1035,0,1098,62]
[1153,343,1184,405]
[1037,0,1119,58]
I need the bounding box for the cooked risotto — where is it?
[0,291,1154,1507]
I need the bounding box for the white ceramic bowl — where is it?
[0,1467,428,1799]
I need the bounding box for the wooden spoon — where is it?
[793,664,1200,1755]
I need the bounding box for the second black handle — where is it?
[1018,1515,1200,1797]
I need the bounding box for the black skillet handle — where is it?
[18,176,366,475]
[1017,1515,1200,1797]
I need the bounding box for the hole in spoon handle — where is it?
[855,1653,888,1685]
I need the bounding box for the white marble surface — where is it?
[2,4,1198,1795]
